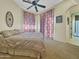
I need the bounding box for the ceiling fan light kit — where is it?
[23,0,46,12]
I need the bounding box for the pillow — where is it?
[1,30,18,38]
[13,29,24,34]
[0,29,23,38]
[1,30,15,38]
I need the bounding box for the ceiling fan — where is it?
[23,0,46,12]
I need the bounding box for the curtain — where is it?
[40,10,54,38]
[24,12,35,32]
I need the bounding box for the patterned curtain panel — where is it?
[24,12,35,32]
[40,10,54,38]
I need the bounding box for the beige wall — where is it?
[35,15,40,32]
[0,0,42,32]
[54,0,77,42]
[0,0,23,31]
[66,5,79,46]
[35,0,77,42]
[53,0,79,46]
[2,0,79,46]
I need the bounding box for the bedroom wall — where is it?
[66,5,79,46]
[35,15,40,32]
[53,0,77,42]
[35,0,77,42]
[0,0,23,31]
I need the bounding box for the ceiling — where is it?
[14,0,63,14]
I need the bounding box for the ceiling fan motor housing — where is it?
[32,1,37,5]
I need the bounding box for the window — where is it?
[73,15,79,37]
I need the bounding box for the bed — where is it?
[0,29,46,59]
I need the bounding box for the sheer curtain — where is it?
[24,12,35,32]
[40,10,54,38]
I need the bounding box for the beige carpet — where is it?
[43,40,79,59]
[0,40,79,59]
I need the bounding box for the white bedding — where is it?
[20,32,43,38]
[5,32,45,51]
[0,32,45,58]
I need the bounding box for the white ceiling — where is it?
[14,0,63,14]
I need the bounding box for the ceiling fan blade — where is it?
[27,5,34,9]
[35,6,38,12]
[34,0,40,3]
[37,4,46,8]
[23,0,32,4]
